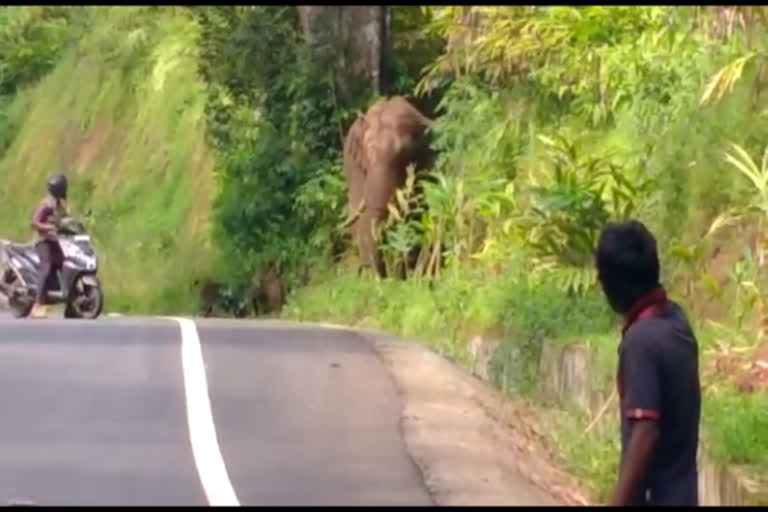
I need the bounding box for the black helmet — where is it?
[47,172,68,199]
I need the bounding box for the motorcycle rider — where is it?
[29,173,69,319]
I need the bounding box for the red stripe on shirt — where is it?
[626,408,660,420]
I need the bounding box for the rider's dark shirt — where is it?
[617,299,701,506]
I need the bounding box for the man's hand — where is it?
[611,420,659,506]
[39,222,57,234]
[32,221,58,242]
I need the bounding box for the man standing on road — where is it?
[595,220,701,506]
[29,173,69,319]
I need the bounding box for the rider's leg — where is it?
[31,241,53,318]
[50,242,64,288]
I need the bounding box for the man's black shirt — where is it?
[617,299,701,506]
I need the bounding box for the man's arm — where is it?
[612,332,661,506]
[611,420,659,505]
[31,203,56,235]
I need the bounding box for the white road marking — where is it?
[170,317,240,507]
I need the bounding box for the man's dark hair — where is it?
[595,220,661,314]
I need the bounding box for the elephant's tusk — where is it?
[342,198,366,229]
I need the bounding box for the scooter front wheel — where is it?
[64,275,103,320]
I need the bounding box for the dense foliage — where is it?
[193,6,351,287]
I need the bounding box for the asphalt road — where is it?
[0,315,433,506]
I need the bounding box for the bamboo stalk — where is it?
[584,388,617,435]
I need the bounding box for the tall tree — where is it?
[296,6,390,101]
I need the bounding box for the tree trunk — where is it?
[296,6,389,101]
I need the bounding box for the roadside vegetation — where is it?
[0,5,766,503]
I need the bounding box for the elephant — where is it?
[342,96,436,278]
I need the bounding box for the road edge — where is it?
[359,332,565,506]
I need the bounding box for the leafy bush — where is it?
[520,133,646,294]
[0,6,82,95]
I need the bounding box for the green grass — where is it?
[0,7,218,313]
[541,403,620,502]
[704,389,768,472]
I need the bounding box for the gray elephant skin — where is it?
[342,96,436,278]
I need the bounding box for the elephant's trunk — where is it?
[358,210,387,278]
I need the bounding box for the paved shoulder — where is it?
[196,322,433,506]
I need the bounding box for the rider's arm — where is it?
[31,203,57,234]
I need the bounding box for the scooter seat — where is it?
[11,242,35,250]
[7,243,36,255]
[0,238,36,250]
[1,242,40,268]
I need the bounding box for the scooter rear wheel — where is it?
[9,292,34,318]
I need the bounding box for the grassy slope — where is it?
[0,7,218,313]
